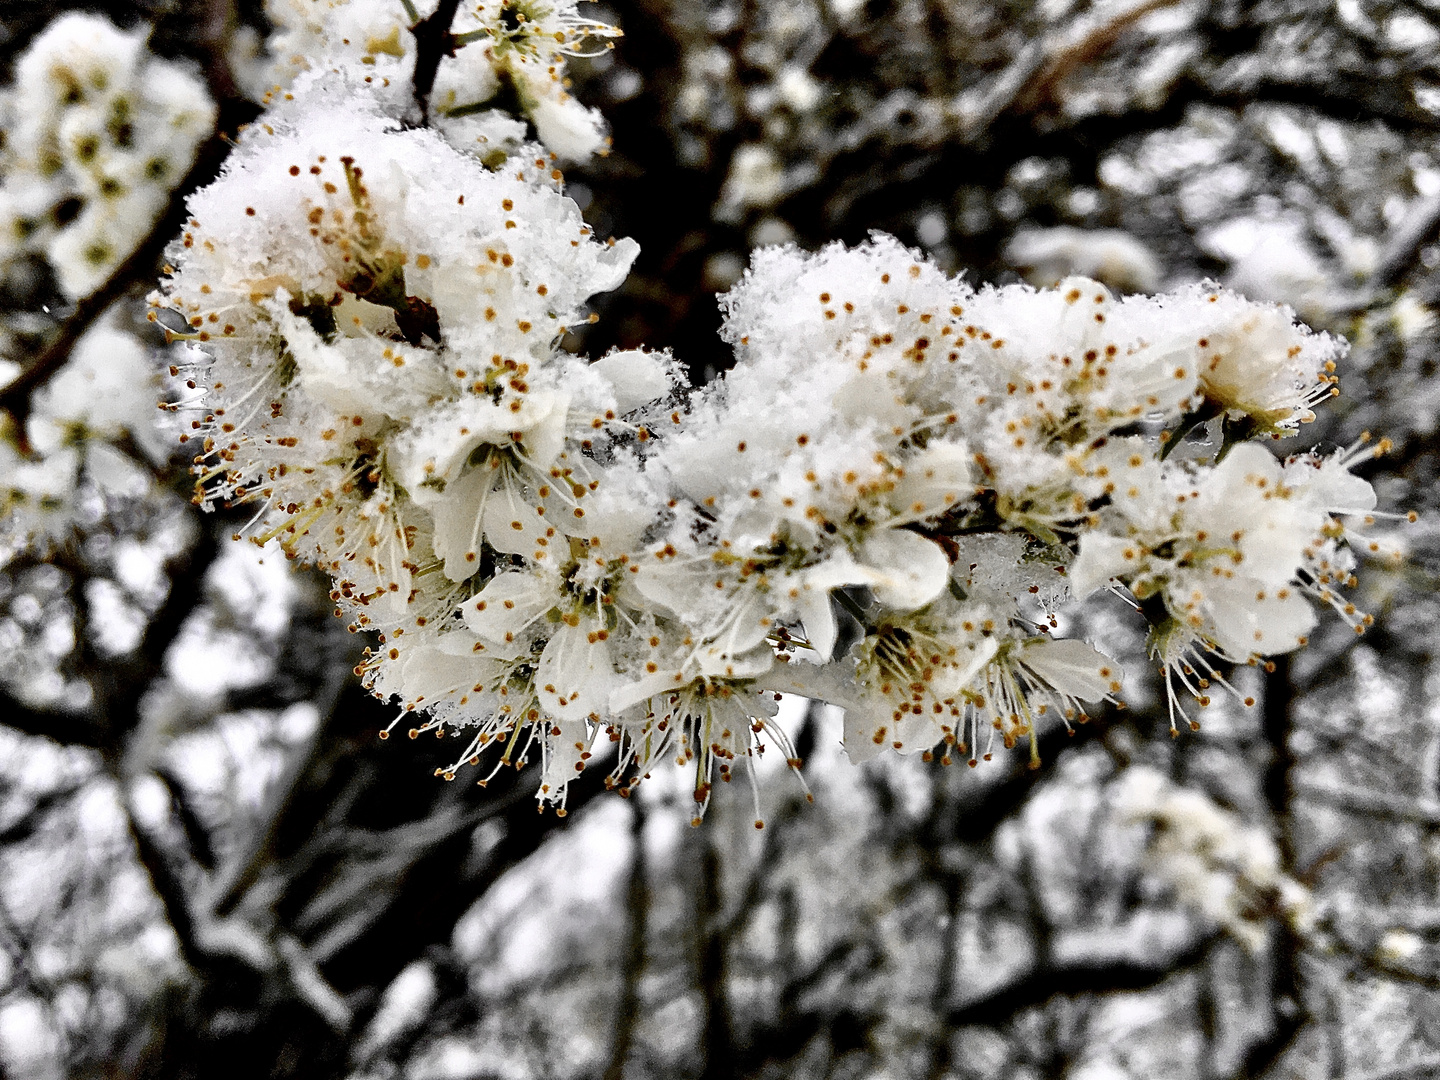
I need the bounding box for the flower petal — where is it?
[536,622,618,722]
[1018,637,1117,701]
[859,529,950,611]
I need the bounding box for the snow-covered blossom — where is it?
[1119,766,1313,951]
[153,75,708,814]
[0,12,214,298]
[31,318,167,462]
[435,0,621,163]
[1067,434,1399,729]
[1183,288,1344,436]
[0,433,80,552]
[241,0,620,165]
[240,0,423,107]
[153,83,640,606]
[149,181,1401,814]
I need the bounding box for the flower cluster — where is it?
[433,0,620,163]
[83,0,1393,822]
[153,81,686,809]
[656,238,1394,761]
[1,318,165,554]
[239,0,421,103]
[239,0,618,165]
[158,62,1398,819]
[0,12,214,299]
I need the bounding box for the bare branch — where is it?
[408,0,463,122]
[945,934,1216,1028]
[1294,780,1440,826]
[603,801,648,1080]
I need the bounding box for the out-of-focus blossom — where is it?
[1120,766,1314,951]
[0,12,214,298]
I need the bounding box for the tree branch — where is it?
[1294,779,1440,826]
[603,801,648,1080]
[408,0,463,122]
[697,835,734,1080]
[945,934,1215,1028]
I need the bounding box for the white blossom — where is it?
[243,0,619,164]
[0,12,215,298]
[242,0,422,107]
[1,320,165,555]
[0,10,1383,818]
[1119,766,1314,951]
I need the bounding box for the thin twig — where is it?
[1348,1056,1440,1080]
[1294,778,1440,826]
[1373,193,1440,291]
[1014,0,1183,114]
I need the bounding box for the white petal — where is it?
[428,465,494,582]
[590,350,675,414]
[393,630,499,708]
[927,634,999,698]
[842,703,892,764]
[461,571,554,658]
[276,304,387,419]
[516,390,570,470]
[888,440,973,522]
[703,586,775,660]
[892,710,946,755]
[527,93,608,163]
[482,469,552,558]
[1287,456,1377,516]
[1018,637,1116,701]
[392,391,566,502]
[537,717,590,803]
[632,560,711,619]
[796,588,837,661]
[1067,533,1134,597]
[860,529,950,611]
[1184,576,1317,658]
[757,661,857,708]
[610,667,688,715]
[536,622,618,722]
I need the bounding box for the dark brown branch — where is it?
[1294,779,1440,826]
[1012,0,1182,114]
[408,0,463,122]
[154,766,218,872]
[945,934,1215,1028]
[1374,194,1440,291]
[603,801,648,1080]
[0,779,85,845]
[1243,656,1308,1075]
[697,837,734,1080]
[120,785,202,971]
[0,692,110,749]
